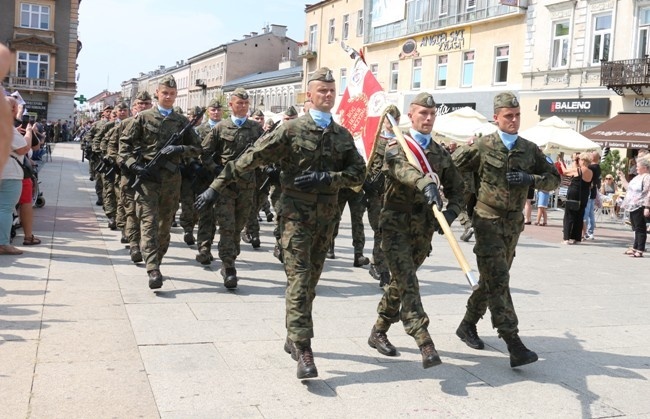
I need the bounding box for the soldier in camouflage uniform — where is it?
[120,75,201,289]
[452,91,560,368]
[87,105,112,206]
[194,98,223,262]
[364,105,401,287]
[177,106,205,246]
[329,188,369,265]
[98,103,129,230]
[197,88,263,285]
[195,68,365,379]
[367,92,465,369]
[241,108,268,248]
[118,91,153,263]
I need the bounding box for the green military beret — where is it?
[384,104,401,120]
[159,74,177,88]
[232,87,249,100]
[187,106,203,117]
[173,106,183,115]
[252,109,264,118]
[115,102,129,110]
[136,91,152,101]
[284,106,297,117]
[208,98,222,109]
[410,92,436,108]
[494,91,519,109]
[102,104,114,111]
[309,67,335,83]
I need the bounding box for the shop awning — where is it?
[582,113,650,149]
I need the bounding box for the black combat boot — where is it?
[295,344,318,379]
[460,227,474,242]
[195,249,212,265]
[120,232,128,244]
[456,320,485,350]
[130,247,143,263]
[240,231,251,244]
[251,236,261,249]
[379,272,390,288]
[353,253,370,267]
[326,241,335,259]
[183,231,195,246]
[148,269,163,289]
[95,197,103,206]
[171,218,178,228]
[419,342,442,369]
[108,217,117,230]
[266,211,274,222]
[368,326,397,356]
[504,334,538,368]
[284,337,297,360]
[221,266,238,289]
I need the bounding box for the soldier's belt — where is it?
[384,201,424,213]
[475,201,521,219]
[282,188,338,204]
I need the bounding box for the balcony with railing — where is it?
[4,75,55,92]
[297,44,317,60]
[367,3,525,44]
[600,57,650,96]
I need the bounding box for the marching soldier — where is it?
[365,105,401,287]
[197,88,263,287]
[119,75,201,289]
[195,68,366,379]
[367,92,465,369]
[452,91,560,367]
[87,105,113,205]
[195,98,223,262]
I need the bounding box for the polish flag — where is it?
[336,56,389,163]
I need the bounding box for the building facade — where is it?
[1,0,81,122]
[301,0,527,119]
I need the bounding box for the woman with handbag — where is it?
[0,96,30,255]
[561,152,593,244]
[618,157,650,257]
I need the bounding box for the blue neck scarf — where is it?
[382,130,395,138]
[498,129,518,150]
[309,109,332,129]
[409,128,431,149]
[209,119,219,128]
[158,106,172,117]
[231,115,247,127]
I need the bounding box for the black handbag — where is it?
[11,155,34,179]
[565,199,580,211]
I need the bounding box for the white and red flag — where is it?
[336,45,389,163]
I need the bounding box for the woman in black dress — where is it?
[562,152,593,244]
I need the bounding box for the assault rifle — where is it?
[129,108,206,195]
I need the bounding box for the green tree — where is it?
[600,149,625,180]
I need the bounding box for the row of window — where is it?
[309,9,364,49]
[337,46,509,93]
[20,3,50,30]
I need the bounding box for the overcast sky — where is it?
[76,0,307,97]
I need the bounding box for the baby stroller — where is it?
[10,163,45,240]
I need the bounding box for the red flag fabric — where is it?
[336,58,389,162]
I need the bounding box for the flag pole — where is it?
[385,113,480,291]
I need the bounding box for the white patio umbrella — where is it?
[432,107,497,141]
[520,116,601,153]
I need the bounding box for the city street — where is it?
[1,143,649,418]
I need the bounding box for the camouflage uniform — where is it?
[365,133,390,279]
[452,125,559,339]
[194,119,219,255]
[199,115,263,269]
[88,115,109,202]
[331,187,367,259]
[97,119,120,221]
[374,132,465,347]
[207,112,365,345]
[119,102,200,274]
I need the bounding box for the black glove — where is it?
[294,171,332,191]
[422,183,443,211]
[102,156,114,166]
[160,145,184,155]
[130,163,156,182]
[264,166,280,183]
[506,170,535,186]
[433,210,456,234]
[194,187,219,210]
